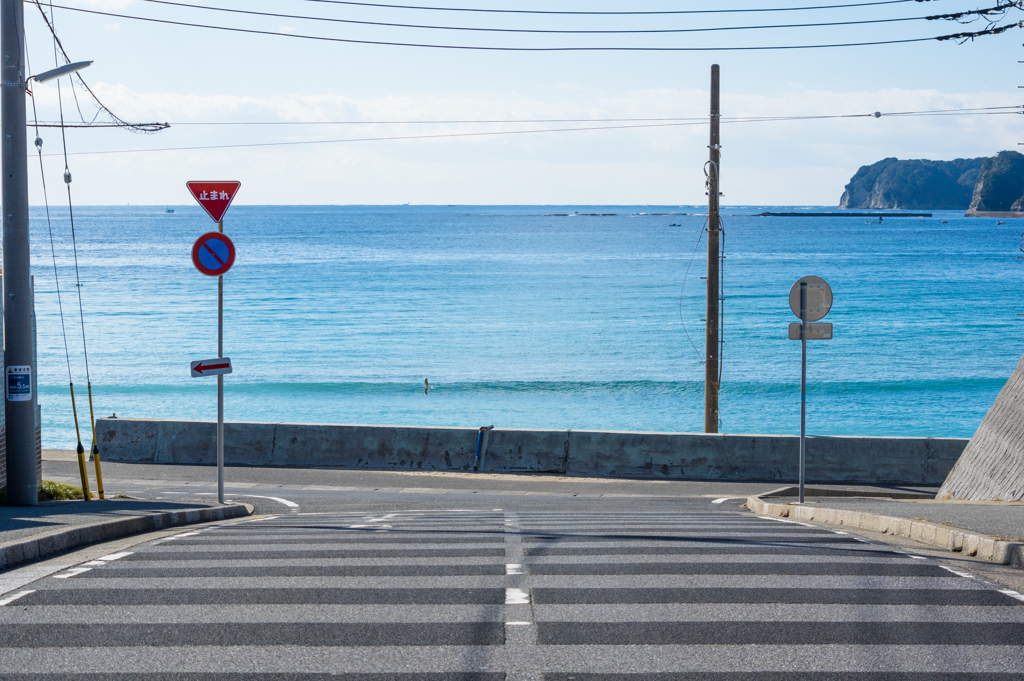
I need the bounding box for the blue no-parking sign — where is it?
[191,232,236,277]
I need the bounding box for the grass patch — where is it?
[38,480,84,502]
[0,481,85,504]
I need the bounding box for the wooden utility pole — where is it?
[704,64,721,434]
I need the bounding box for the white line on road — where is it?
[939,565,975,579]
[197,493,299,510]
[505,588,530,604]
[0,590,35,606]
[999,589,1024,603]
[762,517,817,528]
[53,567,92,579]
[97,552,134,562]
[711,498,742,504]
[506,564,524,575]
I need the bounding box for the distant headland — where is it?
[839,150,1024,217]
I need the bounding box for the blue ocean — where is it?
[28,205,1024,449]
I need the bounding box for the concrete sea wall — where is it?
[939,353,1024,501]
[96,418,966,484]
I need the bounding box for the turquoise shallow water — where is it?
[28,205,1024,448]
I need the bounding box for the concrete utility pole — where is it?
[704,64,721,434]
[2,0,39,505]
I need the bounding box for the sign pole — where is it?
[788,275,832,505]
[186,181,240,504]
[799,282,807,504]
[217,219,225,504]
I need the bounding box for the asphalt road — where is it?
[3,465,1024,679]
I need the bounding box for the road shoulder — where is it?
[746,488,1024,569]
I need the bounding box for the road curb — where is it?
[746,494,1024,568]
[0,503,252,572]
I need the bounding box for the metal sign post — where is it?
[788,276,833,504]
[217,219,225,505]
[800,285,807,505]
[188,182,241,504]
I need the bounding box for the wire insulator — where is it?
[64,169,72,184]
[34,137,42,150]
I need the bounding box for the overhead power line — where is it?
[292,0,938,15]
[30,1,169,133]
[134,0,945,35]
[40,3,1022,51]
[28,106,1024,129]
[37,106,1023,156]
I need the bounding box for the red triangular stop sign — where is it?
[187,181,241,223]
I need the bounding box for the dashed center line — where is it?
[505,588,530,605]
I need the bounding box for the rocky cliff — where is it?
[838,157,985,210]
[966,150,1024,214]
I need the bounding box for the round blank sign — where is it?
[789,276,832,322]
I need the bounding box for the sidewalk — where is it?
[0,498,251,572]
[747,487,1024,568]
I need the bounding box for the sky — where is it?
[19,0,1024,205]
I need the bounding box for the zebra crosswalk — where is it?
[0,506,1022,679]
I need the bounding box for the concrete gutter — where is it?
[746,490,1024,568]
[0,503,251,572]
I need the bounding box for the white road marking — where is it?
[907,555,927,560]
[939,565,975,579]
[711,498,741,504]
[506,564,524,575]
[762,517,817,528]
[0,590,35,606]
[82,561,107,567]
[505,588,530,604]
[833,531,849,535]
[97,552,134,562]
[506,621,533,626]
[53,567,92,579]
[999,589,1024,603]
[197,493,299,510]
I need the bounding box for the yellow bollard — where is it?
[69,383,91,501]
[87,382,104,499]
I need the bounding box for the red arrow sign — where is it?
[190,357,233,377]
[187,181,241,223]
[194,361,229,374]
